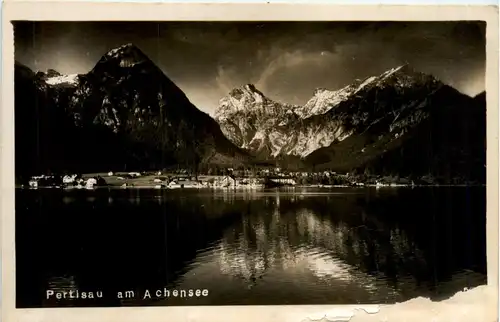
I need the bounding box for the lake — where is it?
[15,187,487,307]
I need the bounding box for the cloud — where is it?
[255,49,339,91]
[14,21,486,115]
[215,65,235,95]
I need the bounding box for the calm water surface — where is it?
[15,187,486,307]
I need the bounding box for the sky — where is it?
[14,21,486,115]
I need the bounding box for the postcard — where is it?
[1,2,498,322]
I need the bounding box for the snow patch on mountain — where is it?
[355,76,377,93]
[380,64,407,79]
[106,43,132,56]
[104,43,145,61]
[91,43,152,75]
[45,74,79,86]
[296,85,357,119]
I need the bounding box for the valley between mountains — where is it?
[15,43,486,185]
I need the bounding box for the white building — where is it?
[63,174,77,184]
[168,180,202,189]
[214,175,237,188]
[85,178,97,189]
[29,180,38,188]
[270,178,296,186]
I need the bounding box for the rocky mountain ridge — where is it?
[15,43,251,180]
[215,64,485,183]
[215,64,443,158]
[215,83,301,158]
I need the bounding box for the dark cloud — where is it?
[14,21,485,114]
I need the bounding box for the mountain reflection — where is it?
[16,187,486,307]
[179,197,426,302]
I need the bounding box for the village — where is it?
[21,166,429,190]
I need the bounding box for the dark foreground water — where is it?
[16,187,486,307]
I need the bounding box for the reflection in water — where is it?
[182,205,419,303]
[15,187,486,307]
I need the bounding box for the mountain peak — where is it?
[105,43,142,57]
[474,91,486,102]
[243,83,258,92]
[474,90,486,97]
[216,83,298,127]
[378,63,413,79]
[376,63,440,89]
[92,43,151,72]
[227,83,266,101]
[313,87,329,95]
[14,61,36,79]
[239,83,265,95]
[46,69,62,77]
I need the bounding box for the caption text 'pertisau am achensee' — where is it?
[46,288,209,300]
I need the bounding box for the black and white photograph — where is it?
[12,19,489,309]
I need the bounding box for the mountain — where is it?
[215,83,353,159]
[306,86,485,183]
[216,65,442,159]
[214,84,301,158]
[15,44,250,180]
[215,65,486,183]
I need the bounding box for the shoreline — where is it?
[19,172,486,190]
[15,184,487,190]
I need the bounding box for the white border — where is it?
[1,3,498,322]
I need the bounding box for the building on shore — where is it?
[168,179,203,189]
[215,175,237,188]
[268,177,297,186]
